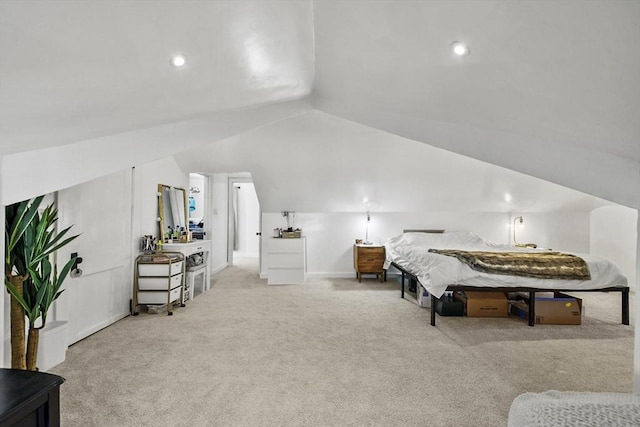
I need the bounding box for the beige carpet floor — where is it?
[51,257,635,426]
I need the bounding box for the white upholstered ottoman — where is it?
[508,390,640,427]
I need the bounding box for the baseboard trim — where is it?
[258,272,402,280]
[72,312,129,346]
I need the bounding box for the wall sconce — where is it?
[513,216,523,246]
[513,216,537,248]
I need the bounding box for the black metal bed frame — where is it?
[391,262,630,327]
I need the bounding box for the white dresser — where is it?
[267,237,306,285]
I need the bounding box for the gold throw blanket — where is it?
[428,250,591,280]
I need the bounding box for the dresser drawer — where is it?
[137,286,182,305]
[138,261,183,277]
[268,238,305,253]
[268,253,305,269]
[138,273,182,291]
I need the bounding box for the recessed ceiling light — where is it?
[450,41,470,56]
[170,54,187,68]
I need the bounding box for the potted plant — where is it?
[5,196,42,369]
[4,196,79,370]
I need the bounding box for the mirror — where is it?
[158,184,188,242]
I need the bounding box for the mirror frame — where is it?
[158,184,188,242]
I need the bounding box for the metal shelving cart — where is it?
[132,252,185,316]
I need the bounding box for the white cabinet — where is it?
[267,238,306,285]
[133,253,185,315]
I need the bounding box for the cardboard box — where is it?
[456,291,508,317]
[509,299,529,320]
[509,293,582,325]
[417,285,431,308]
[434,294,464,316]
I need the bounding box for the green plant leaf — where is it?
[25,204,79,268]
[36,228,79,264]
[4,276,31,314]
[6,197,42,251]
[39,257,74,328]
[5,196,79,332]
[5,196,43,273]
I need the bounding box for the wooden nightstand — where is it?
[353,244,386,282]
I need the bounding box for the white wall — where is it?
[509,212,591,254]
[139,157,189,239]
[260,210,606,278]
[55,170,133,345]
[591,206,638,289]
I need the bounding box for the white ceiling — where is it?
[175,110,612,213]
[312,0,640,207]
[314,0,639,161]
[0,0,638,210]
[0,0,313,154]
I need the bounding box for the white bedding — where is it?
[383,231,628,298]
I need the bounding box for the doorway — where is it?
[228,178,261,272]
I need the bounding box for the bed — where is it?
[383,231,630,326]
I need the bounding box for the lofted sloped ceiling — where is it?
[175,110,613,213]
[0,0,638,210]
[312,0,640,209]
[0,0,314,154]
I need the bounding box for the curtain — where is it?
[233,186,239,251]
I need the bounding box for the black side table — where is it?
[0,368,65,427]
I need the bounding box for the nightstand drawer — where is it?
[357,247,384,256]
[357,254,384,263]
[357,261,384,272]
